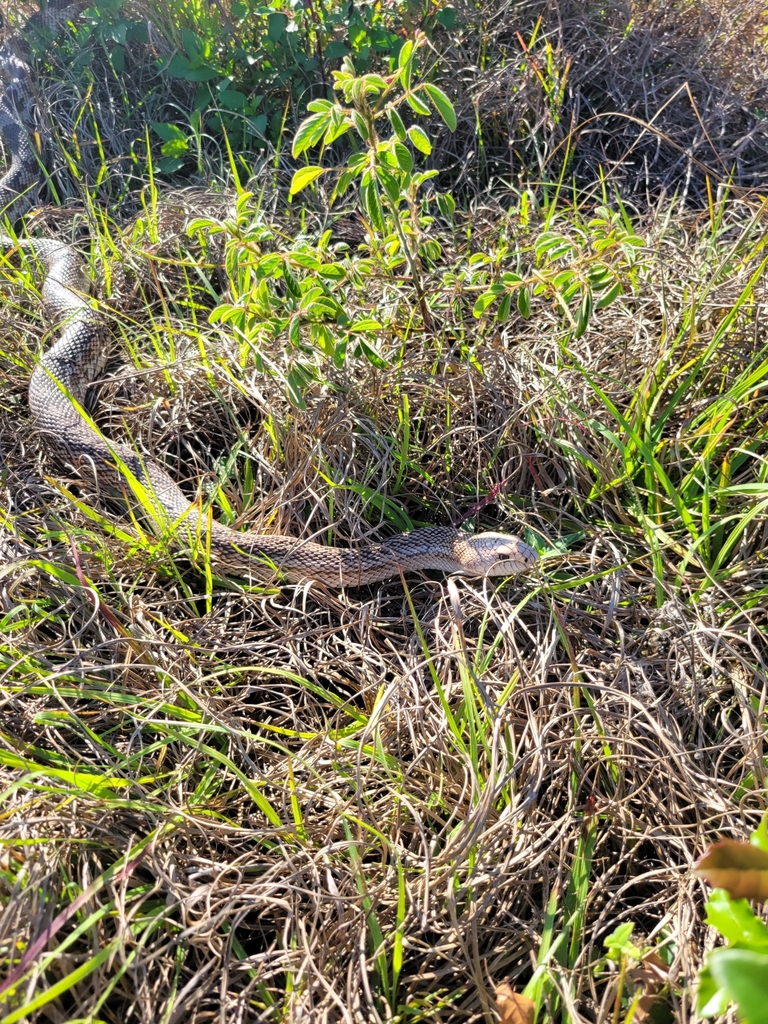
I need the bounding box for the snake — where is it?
[1,2,538,586]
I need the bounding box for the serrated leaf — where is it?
[289,165,325,195]
[422,83,457,130]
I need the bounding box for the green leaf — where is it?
[325,40,349,59]
[398,39,413,89]
[356,335,388,369]
[705,890,768,951]
[109,45,125,73]
[406,92,431,117]
[473,284,505,317]
[267,12,287,41]
[288,316,301,346]
[697,964,731,1018]
[517,286,531,318]
[496,292,512,322]
[436,192,455,218]
[708,949,768,1024]
[422,83,457,130]
[393,142,413,172]
[574,289,593,338]
[166,53,219,81]
[388,106,407,141]
[535,231,573,258]
[282,263,302,299]
[310,323,336,357]
[408,126,431,154]
[292,112,330,157]
[378,167,401,205]
[595,279,622,308]
[361,179,384,231]
[289,166,325,195]
[349,319,383,332]
[286,368,307,409]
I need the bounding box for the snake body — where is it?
[2,5,538,586]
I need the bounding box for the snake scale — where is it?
[1,2,538,586]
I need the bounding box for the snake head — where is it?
[460,531,539,576]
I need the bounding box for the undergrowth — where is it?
[0,1,767,1022]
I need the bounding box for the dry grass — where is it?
[1,185,767,1020]
[1,1,768,1021]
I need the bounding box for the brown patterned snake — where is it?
[2,3,538,586]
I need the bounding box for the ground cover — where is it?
[0,1,767,1021]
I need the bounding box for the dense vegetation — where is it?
[1,0,767,1021]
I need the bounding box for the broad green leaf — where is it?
[473,284,505,317]
[705,890,768,951]
[292,113,330,157]
[595,280,622,308]
[406,92,431,117]
[355,335,388,369]
[349,319,383,332]
[289,165,325,195]
[398,39,413,89]
[378,167,401,205]
[708,949,768,1024]
[408,126,431,154]
[574,289,593,338]
[361,178,384,231]
[394,142,413,172]
[437,192,455,218]
[422,83,457,130]
[388,106,407,141]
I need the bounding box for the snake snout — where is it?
[461,532,539,576]
[490,539,539,575]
